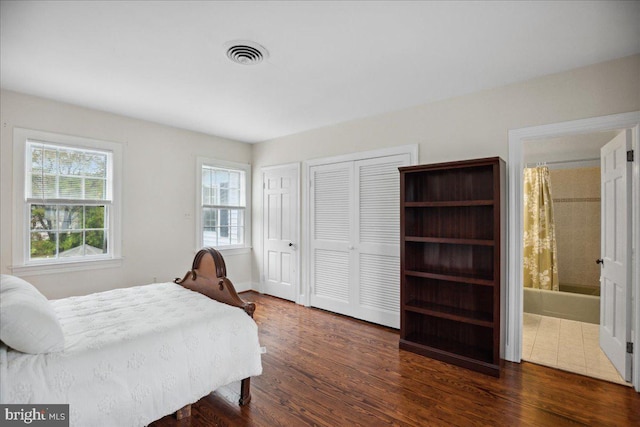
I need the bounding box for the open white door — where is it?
[262,164,299,302]
[599,129,632,382]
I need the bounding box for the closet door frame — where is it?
[302,144,418,307]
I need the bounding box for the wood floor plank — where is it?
[151,292,640,427]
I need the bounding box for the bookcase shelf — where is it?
[404,300,494,327]
[404,236,495,246]
[401,333,494,365]
[404,200,494,207]
[399,157,505,377]
[404,270,495,287]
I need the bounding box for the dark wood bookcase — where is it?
[399,157,505,377]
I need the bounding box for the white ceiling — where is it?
[1,1,639,143]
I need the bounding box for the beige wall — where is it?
[0,90,253,298]
[251,54,640,288]
[2,55,639,298]
[550,167,601,290]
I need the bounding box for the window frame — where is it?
[11,128,123,275]
[196,157,251,253]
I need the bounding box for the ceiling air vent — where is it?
[225,41,268,65]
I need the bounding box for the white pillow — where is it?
[0,274,65,354]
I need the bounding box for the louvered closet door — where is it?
[309,162,355,317]
[309,154,410,328]
[353,154,409,328]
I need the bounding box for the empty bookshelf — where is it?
[399,157,505,377]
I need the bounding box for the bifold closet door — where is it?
[309,161,354,317]
[309,154,410,328]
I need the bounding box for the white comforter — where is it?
[0,282,263,427]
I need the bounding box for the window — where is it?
[12,128,122,273]
[197,158,250,250]
[27,142,111,260]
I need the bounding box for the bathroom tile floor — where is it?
[522,313,630,386]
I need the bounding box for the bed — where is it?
[0,248,263,427]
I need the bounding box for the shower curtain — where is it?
[523,166,559,291]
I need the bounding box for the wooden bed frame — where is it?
[173,247,256,418]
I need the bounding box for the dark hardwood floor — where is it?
[151,292,640,427]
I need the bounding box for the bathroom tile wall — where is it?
[549,167,601,291]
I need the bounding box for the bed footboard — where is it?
[174,247,257,407]
[175,247,255,317]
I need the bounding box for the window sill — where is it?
[207,247,252,256]
[9,257,124,277]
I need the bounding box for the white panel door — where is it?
[599,129,632,381]
[262,165,299,302]
[309,154,410,328]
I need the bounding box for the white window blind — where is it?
[26,140,113,261]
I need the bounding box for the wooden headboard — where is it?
[174,247,256,317]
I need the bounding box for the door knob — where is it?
[596,259,604,265]
[288,242,293,247]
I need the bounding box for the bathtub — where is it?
[523,287,600,324]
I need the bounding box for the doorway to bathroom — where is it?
[506,111,640,392]
[521,131,628,385]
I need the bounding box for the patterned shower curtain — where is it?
[523,166,559,291]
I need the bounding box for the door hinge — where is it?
[627,342,633,354]
[628,150,634,162]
